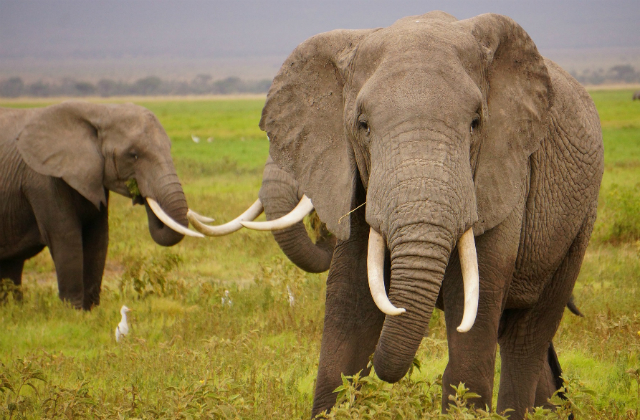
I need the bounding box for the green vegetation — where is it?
[0,91,639,418]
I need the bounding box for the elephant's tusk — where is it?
[188,199,264,236]
[240,195,314,231]
[146,198,204,238]
[186,209,215,224]
[367,228,406,316]
[456,227,479,333]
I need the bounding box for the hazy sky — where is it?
[1,0,639,80]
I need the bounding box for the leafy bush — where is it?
[119,252,183,299]
[594,184,640,244]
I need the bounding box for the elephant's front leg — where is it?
[81,204,109,310]
[29,180,86,309]
[441,204,524,412]
[312,235,386,417]
[47,227,85,309]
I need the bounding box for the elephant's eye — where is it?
[470,115,481,134]
[358,117,370,135]
[130,152,138,161]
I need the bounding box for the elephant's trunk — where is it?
[143,170,189,247]
[260,157,335,273]
[372,222,453,382]
[366,128,477,382]
[270,220,335,273]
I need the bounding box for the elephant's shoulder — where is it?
[543,58,603,157]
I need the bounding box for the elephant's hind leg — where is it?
[497,218,593,419]
[0,259,26,301]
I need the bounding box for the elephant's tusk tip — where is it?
[390,307,406,316]
[187,209,215,223]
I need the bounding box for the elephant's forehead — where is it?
[351,20,484,95]
[357,17,480,68]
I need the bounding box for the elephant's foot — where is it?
[59,293,85,310]
[82,292,101,311]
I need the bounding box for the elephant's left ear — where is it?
[457,14,554,234]
[16,101,107,208]
[260,29,376,241]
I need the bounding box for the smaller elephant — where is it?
[0,101,203,310]
[633,90,640,100]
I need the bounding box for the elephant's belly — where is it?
[504,277,546,309]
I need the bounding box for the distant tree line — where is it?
[2,64,640,98]
[571,64,640,86]
[0,74,272,98]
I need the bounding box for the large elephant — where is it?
[0,101,203,310]
[244,12,604,418]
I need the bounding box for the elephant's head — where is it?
[15,101,202,245]
[259,12,553,381]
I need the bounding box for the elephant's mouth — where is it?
[366,227,479,331]
[125,177,204,239]
[144,197,203,238]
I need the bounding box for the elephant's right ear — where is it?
[16,101,107,208]
[260,29,375,241]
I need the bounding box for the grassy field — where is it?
[0,91,639,419]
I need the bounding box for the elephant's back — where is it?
[0,109,43,259]
[0,108,34,143]
[0,107,38,187]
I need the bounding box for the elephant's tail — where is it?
[548,342,565,396]
[548,343,575,420]
[566,295,584,317]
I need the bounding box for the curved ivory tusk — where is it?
[186,209,215,224]
[188,199,264,236]
[240,195,314,231]
[146,198,204,238]
[456,228,479,333]
[367,228,406,316]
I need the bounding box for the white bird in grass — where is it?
[115,305,132,342]
[206,137,213,143]
[221,290,233,307]
[191,134,200,143]
[287,286,295,307]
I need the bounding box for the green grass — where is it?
[1,91,640,419]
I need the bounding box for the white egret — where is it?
[115,305,132,342]
[287,286,295,307]
[221,290,233,307]
[191,134,200,143]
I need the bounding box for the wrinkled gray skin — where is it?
[261,12,604,419]
[633,90,640,100]
[259,156,335,273]
[0,101,188,310]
